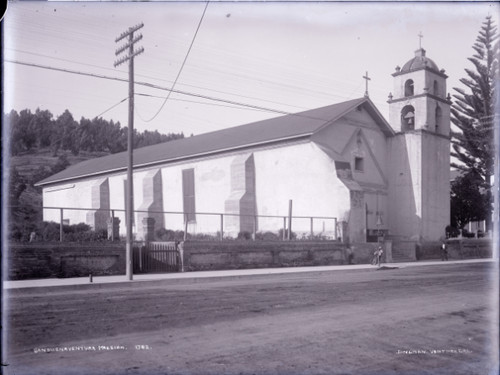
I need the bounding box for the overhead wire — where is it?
[5,59,329,121]
[137,1,210,123]
[7,11,373,112]
[5,47,309,111]
[8,7,371,106]
[95,97,129,118]
[6,4,391,115]
[135,93,267,112]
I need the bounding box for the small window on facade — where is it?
[433,80,439,96]
[182,168,196,223]
[404,79,414,97]
[354,157,364,172]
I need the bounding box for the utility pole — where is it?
[114,23,144,280]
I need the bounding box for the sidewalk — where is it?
[3,258,495,291]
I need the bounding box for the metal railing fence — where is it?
[10,205,339,243]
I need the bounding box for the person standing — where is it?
[376,246,384,267]
[441,241,448,261]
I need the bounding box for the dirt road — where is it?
[3,262,498,375]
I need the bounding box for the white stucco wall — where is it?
[364,191,388,230]
[43,181,92,225]
[387,131,450,241]
[253,142,349,237]
[160,157,233,234]
[42,140,354,239]
[312,107,390,238]
[387,133,422,239]
[421,133,450,240]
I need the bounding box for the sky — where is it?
[3,1,499,136]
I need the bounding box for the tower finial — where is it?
[363,71,371,98]
[418,31,423,49]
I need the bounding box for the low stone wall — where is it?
[7,243,125,280]
[182,241,349,271]
[349,243,380,264]
[7,238,493,280]
[392,241,418,262]
[416,239,492,260]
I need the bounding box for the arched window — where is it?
[433,80,439,96]
[404,79,414,97]
[401,105,415,131]
[435,106,442,132]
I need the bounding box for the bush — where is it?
[155,228,184,241]
[38,221,61,242]
[237,231,253,240]
[34,221,108,242]
[255,231,280,241]
[187,232,219,241]
[63,228,108,242]
[278,228,296,240]
[446,225,460,238]
[461,229,476,238]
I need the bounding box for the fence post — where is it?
[220,214,224,241]
[310,217,314,239]
[59,208,64,242]
[282,217,286,241]
[111,210,115,241]
[334,218,338,240]
[252,215,257,241]
[287,200,292,241]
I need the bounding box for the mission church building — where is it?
[37,47,451,243]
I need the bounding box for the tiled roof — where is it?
[37,97,390,186]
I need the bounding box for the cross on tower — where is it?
[363,71,371,98]
[418,31,424,49]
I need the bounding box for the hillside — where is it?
[11,148,108,179]
[6,107,184,241]
[8,148,113,241]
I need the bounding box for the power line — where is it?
[135,93,268,112]
[7,47,309,111]
[6,59,129,84]
[5,59,329,121]
[139,1,209,123]
[95,97,128,118]
[4,47,121,74]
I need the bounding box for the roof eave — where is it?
[36,133,314,187]
[362,97,396,137]
[313,97,368,134]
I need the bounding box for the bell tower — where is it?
[388,48,451,134]
[387,45,451,241]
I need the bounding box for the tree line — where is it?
[6,108,185,156]
[7,107,186,241]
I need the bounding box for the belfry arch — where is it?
[404,79,414,97]
[401,105,415,131]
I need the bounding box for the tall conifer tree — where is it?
[451,15,499,229]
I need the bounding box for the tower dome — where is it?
[400,48,440,73]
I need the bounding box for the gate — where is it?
[133,241,179,273]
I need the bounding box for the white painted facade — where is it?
[41,48,451,242]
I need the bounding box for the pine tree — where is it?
[451,15,499,230]
[450,170,492,230]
